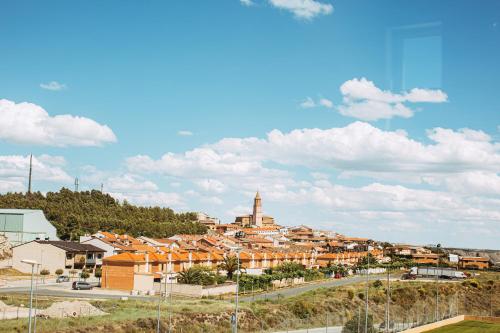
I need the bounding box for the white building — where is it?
[12,240,105,274]
[0,209,58,246]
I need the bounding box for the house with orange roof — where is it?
[102,252,166,292]
[459,256,490,270]
[81,237,135,259]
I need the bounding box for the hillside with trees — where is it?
[0,188,207,240]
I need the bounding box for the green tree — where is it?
[40,269,50,283]
[94,268,102,283]
[69,269,77,281]
[342,313,376,333]
[178,267,203,285]
[80,271,90,281]
[218,256,239,280]
[0,189,207,239]
[55,269,64,277]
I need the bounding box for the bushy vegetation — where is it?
[178,266,227,286]
[0,189,207,239]
[239,262,323,291]
[0,274,498,333]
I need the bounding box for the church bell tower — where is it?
[252,191,263,227]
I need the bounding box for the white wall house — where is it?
[12,240,105,274]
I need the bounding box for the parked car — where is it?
[56,275,70,283]
[72,281,93,290]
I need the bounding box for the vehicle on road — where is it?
[403,267,467,280]
[56,275,70,283]
[72,281,93,290]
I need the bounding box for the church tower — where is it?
[252,191,263,227]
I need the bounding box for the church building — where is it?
[234,192,276,227]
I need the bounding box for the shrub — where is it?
[347,289,354,300]
[55,269,64,276]
[290,300,315,319]
[358,292,365,300]
[80,271,90,280]
[372,280,383,288]
[342,312,376,333]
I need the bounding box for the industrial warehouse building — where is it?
[0,209,58,245]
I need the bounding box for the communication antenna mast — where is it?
[28,154,33,194]
[74,177,79,192]
[100,183,104,193]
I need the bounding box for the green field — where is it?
[424,320,500,333]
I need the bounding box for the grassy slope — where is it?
[423,320,500,333]
[0,274,498,332]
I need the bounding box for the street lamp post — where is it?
[435,244,441,322]
[233,248,242,333]
[364,247,370,333]
[21,259,37,333]
[169,272,174,333]
[157,272,166,333]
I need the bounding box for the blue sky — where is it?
[1,0,499,248]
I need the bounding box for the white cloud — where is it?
[177,130,193,136]
[40,81,66,91]
[109,191,184,208]
[240,0,254,6]
[0,155,72,193]
[106,174,158,192]
[319,98,333,108]
[269,0,333,20]
[300,97,333,109]
[0,99,117,147]
[127,122,500,195]
[300,97,316,108]
[337,78,448,121]
[195,179,227,194]
[124,121,500,246]
[225,205,251,217]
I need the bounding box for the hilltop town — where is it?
[2,192,494,297]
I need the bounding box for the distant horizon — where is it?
[1,1,499,249]
[1,188,499,251]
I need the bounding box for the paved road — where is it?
[1,275,400,303]
[240,275,396,302]
[273,327,342,333]
[0,285,153,302]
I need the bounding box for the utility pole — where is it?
[435,244,441,321]
[365,248,370,333]
[233,248,241,333]
[385,266,390,333]
[357,306,361,333]
[28,154,33,194]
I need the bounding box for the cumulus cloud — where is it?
[337,78,447,121]
[127,121,500,205]
[240,0,254,6]
[0,99,117,147]
[109,191,184,208]
[268,0,333,20]
[40,81,66,91]
[0,154,72,193]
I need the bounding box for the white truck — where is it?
[405,267,467,279]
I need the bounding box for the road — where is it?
[0,274,400,303]
[0,284,153,302]
[273,327,342,333]
[240,275,396,302]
